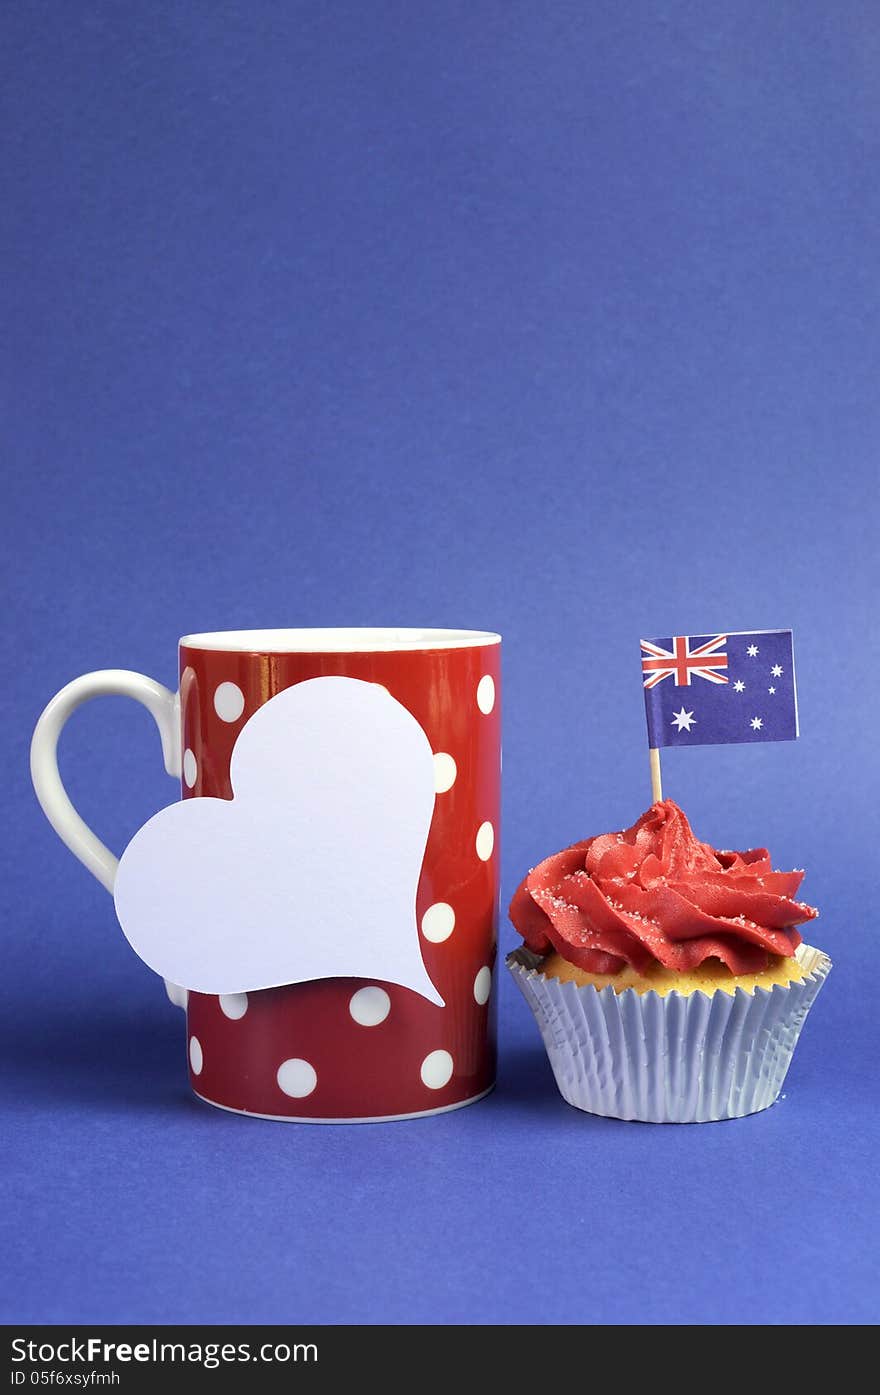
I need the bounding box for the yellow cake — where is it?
[537,948,811,998]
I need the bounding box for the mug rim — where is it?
[179,627,501,654]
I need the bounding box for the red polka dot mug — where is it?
[30,628,501,1122]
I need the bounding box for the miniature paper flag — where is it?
[640,631,798,748]
[113,676,444,1004]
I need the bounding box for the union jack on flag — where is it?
[640,630,798,748]
[640,635,729,689]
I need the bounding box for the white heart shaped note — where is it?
[113,676,443,1005]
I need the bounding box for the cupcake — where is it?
[507,799,830,1122]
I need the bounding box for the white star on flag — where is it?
[750,716,763,730]
[733,680,745,692]
[746,645,759,657]
[771,664,783,677]
[671,707,696,732]
[768,686,776,694]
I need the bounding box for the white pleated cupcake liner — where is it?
[507,943,831,1123]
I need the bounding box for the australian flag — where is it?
[641,631,798,749]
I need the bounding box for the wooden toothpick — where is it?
[649,747,663,803]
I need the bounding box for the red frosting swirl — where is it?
[510,800,818,975]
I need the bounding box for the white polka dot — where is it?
[219,993,248,1020]
[433,752,457,793]
[421,902,455,943]
[474,966,492,1005]
[477,674,495,714]
[165,981,188,1010]
[476,821,495,861]
[213,681,245,722]
[420,1049,454,1090]
[183,748,197,788]
[277,1058,317,1098]
[189,1036,203,1075]
[349,985,391,1026]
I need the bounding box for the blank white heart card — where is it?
[113,677,444,1005]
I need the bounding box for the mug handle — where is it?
[30,669,184,1005]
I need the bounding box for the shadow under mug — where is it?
[31,627,501,1121]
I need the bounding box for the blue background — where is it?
[3,2,877,1325]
